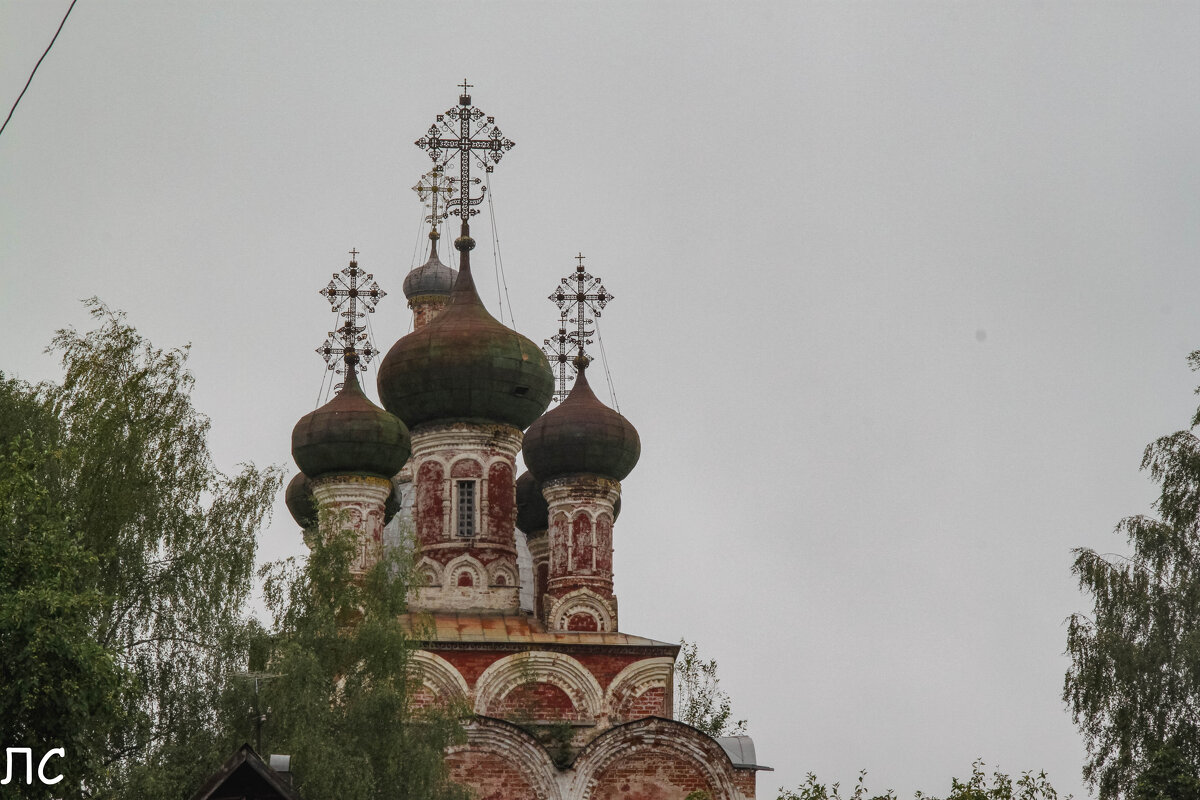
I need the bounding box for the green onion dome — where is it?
[377,232,553,429]
[515,470,548,535]
[292,372,411,480]
[522,360,640,482]
[286,471,317,529]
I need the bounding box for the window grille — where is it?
[457,480,476,537]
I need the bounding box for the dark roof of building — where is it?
[190,743,302,800]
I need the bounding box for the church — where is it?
[281,86,767,800]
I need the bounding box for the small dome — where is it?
[292,372,411,479]
[522,363,640,482]
[515,471,548,534]
[286,472,317,529]
[403,236,457,300]
[378,231,553,430]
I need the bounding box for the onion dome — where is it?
[403,232,457,300]
[515,471,548,535]
[292,372,411,479]
[522,359,640,482]
[286,472,317,529]
[377,230,554,429]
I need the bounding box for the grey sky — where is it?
[3,2,1199,797]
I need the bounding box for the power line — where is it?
[0,0,79,140]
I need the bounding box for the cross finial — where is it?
[412,164,457,232]
[543,254,614,402]
[348,247,359,260]
[316,251,387,375]
[414,84,515,221]
[458,78,473,94]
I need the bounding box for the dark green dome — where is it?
[292,372,411,479]
[286,471,317,529]
[377,232,553,430]
[515,470,548,535]
[522,364,640,482]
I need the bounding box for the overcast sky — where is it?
[3,2,1199,797]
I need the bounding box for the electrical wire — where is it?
[0,0,79,140]
[595,322,620,413]
[484,171,517,328]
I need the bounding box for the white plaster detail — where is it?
[473,651,605,722]
[410,650,470,701]
[447,717,564,800]
[546,588,617,633]
[443,553,486,588]
[489,560,518,588]
[605,656,675,717]
[415,556,442,587]
[569,718,746,800]
[310,475,391,574]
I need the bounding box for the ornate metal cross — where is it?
[542,319,574,403]
[414,81,515,221]
[412,164,456,230]
[316,251,386,374]
[544,253,614,401]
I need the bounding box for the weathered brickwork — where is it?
[406,423,523,613]
[491,682,582,721]
[590,751,712,798]
[310,475,390,575]
[542,476,622,632]
[447,750,538,800]
[410,296,449,329]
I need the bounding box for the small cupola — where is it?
[291,371,411,480]
[522,357,640,483]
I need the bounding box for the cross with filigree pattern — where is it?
[414,81,515,221]
[412,164,457,230]
[544,253,614,400]
[542,318,575,402]
[316,251,386,374]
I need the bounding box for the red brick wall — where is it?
[734,768,758,798]
[416,460,444,545]
[590,750,714,799]
[446,750,539,800]
[488,681,582,721]
[615,686,668,720]
[487,461,514,540]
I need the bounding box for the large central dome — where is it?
[377,232,554,430]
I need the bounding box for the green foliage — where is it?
[674,638,746,737]
[1132,745,1200,800]
[1065,351,1200,799]
[242,515,469,800]
[777,762,1062,800]
[0,301,282,798]
[0,387,125,798]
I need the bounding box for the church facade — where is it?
[285,87,765,800]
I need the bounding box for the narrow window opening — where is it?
[457,480,476,537]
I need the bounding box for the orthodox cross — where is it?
[316,251,386,374]
[412,164,456,231]
[414,80,515,221]
[542,320,574,403]
[544,253,614,400]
